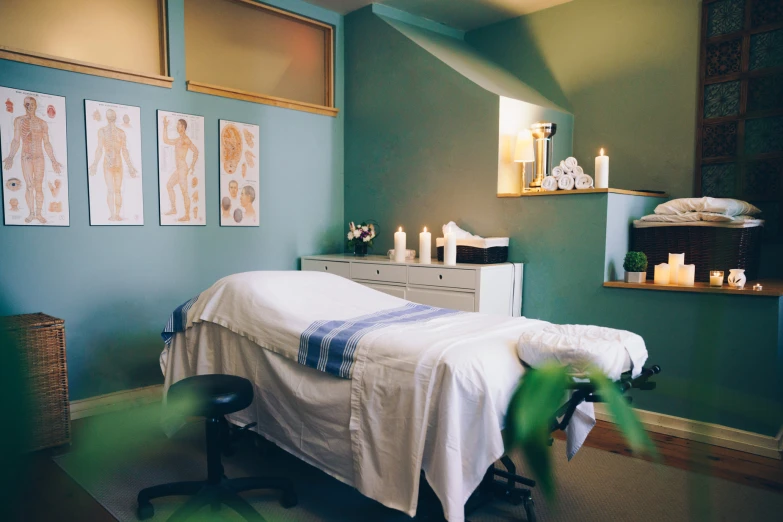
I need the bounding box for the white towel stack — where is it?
[542,157,594,192]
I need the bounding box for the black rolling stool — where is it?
[137,374,297,521]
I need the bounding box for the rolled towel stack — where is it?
[541,156,594,192]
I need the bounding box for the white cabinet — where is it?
[301,255,523,316]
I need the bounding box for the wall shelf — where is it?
[603,280,783,297]
[498,188,668,198]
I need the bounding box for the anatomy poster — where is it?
[85,100,143,225]
[219,119,259,227]
[157,111,205,225]
[0,86,69,226]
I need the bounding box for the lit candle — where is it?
[394,227,406,263]
[653,263,670,285]
[753,283,763,291]
[419,227,432,264]
[668,253,685,285]
[709,271,724,287]
[444,232,457,266]
[679,264,696,287]
[595,148,609,189]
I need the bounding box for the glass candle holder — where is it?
[753,283,763,291]
[709,271,724,287]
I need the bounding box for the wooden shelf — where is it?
[603,280,783,297]
[498,188,668,198]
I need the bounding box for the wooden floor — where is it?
[10,418,783,522]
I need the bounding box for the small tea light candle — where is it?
[394,227,407,263]
[753,283,763,291]
[653,263,670,285]
[419,227,431,264]
[679,264,696,287]
[709,271,724,287]
[668,253,685,285]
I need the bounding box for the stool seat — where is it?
[168,374,253,418]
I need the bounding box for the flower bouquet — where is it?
[347,221,376,256]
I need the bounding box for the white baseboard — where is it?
[594,404,782,460]
[70,384,164,420]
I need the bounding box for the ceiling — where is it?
[304,0,572,31]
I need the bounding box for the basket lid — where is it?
[0,313,64,331]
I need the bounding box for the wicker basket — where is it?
[632,224,763,283]
[0,313,70,451]
[436,245,509,264]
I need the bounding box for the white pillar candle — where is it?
[394,227,407,263]
[679,264,696,287]
[444,232,457,266]
[653,263,670,285]
[668,253,685,285]
[419,227,432,264]
[595,148,609,189]
[709,271,724,287]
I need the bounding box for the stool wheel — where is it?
[281,490,298,509]
[137,501,154,520]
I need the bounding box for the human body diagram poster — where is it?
[219,120,259,227]
[85,100,143,225]
[0,87,69,226]
[157,111,205,225]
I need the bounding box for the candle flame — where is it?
[423,226,427,232]
[600,148,604,156]
[398,226,402,232]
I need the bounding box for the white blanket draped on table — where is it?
[160,271,550,521]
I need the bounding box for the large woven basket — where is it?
[0,313,70,451]
[632,225,763,283]
[436,245,509,264]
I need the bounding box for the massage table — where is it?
[160,271,659,521]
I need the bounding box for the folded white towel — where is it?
[640,212,759,223]
[558,174,575,190]
[565,157,578,170]
[541,176,558,191]
[566,396,595,460]
[573,165,584,176]
[552,166,565,179]
[442,221,481,239]
[654,197,761,217]
[560,160,568,172]
[575,173,594,190]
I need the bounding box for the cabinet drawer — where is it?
[408,266,475,290]
[351,263,407,284]
[301,259,351,279]
[407,288,475,312]
[362,283,407,299]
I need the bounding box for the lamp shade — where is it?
[513,130,535,163]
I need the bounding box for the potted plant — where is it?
[347,221,376,257]
[623,251,648,283]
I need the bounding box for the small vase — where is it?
[625,272,647,283]
[727,269,746,289]
[354,242,368,257]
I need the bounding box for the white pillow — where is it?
[654,197,761,217]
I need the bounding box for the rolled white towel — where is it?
[558,174,575,190]
[552,166,565,179]
[565,157,578,170]
[560,160,568,172]
[575,173,594,190]
[573,165,584,176]
[541,176,558,192]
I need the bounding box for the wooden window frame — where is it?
[185,0,338,117]
[0,0,172,88]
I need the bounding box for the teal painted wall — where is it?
[0,0,344,400]
[344,7,783,436]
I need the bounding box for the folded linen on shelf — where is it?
[552,166,565,179]
[575,173,594,190]
[542,176,558,191]
[654,197,761,216]
[558,174,575,190]
[564,156,578,170]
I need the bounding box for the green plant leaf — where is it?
[506,362,569,499]
[589,370,657,458]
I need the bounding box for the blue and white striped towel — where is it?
[161,294,200,345]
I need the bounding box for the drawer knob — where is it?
[376,270,380,275]
[324,266,328,271]
[439,274,443,280]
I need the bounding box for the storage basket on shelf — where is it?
[436,237,509,264]
[0,313,70,451]
[632,222,763,283]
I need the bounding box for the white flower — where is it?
[347,232,354,240]
[362,235,371,242]
[362,225,369,232]
[352,230,361,239]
